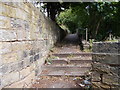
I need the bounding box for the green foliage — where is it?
[57,2,120,41]
[57,8,77,33]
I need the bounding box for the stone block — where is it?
[103,74,119,86]
[22,51,28,58]
[92,82,111,89]
[24,21,29,31]
[92,54,119,64]
[0,65,8,74]
[0,42,12,54]
[17,51,24,61]
[23,4,31,13]
[11,42,23,52]
[18,60,24,70]
[29,24,37,40]
[2,71,19,86]
[17,50,29,61]
[9,62,19,72]
[30,63,36,72]
[25,31,31,40]
[35,68,39,76]
[34,54,39,61]
[32,41,38,50]
[24,57,30,68]
[24,42,32,50]
[29,56,34,64]
[2,2,17,8]
[19,41,26,51]
[29,50,35,56]
[15,8,27,20]
[19,66,31,79]
[93,42,119,53]
[0,3,16,18]
[13,3,25,11]
[0,29,17,41]
[92,71,101,82]
[29,32,36,40]
[2,52,18,64]
[36,32,42,39]
[16,30,26,40]
[5,71,35,88]
[0,3,5,16]
[0,16,11,29]
[36,48,40,53]
[10,18,24,29]
[92,62,119,74]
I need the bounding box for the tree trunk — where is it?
[94,17,103,38]
[50,3,56,21]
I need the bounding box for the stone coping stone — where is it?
[93,41,119,44]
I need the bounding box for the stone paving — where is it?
[32,34,92,88]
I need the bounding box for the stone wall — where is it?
[0,2,60,88]
[92,42,120,89]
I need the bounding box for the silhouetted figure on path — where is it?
[78,34,84,51]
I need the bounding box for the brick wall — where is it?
[0,2,60,88]
[92,42,120,89]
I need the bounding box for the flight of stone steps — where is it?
[32,33,92,88]
[32,49,92,88]
[41,52,92,77]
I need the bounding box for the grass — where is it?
[105,39,119,42]
[83,48,92,52]
[45,56,59,65]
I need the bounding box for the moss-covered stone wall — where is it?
[92,42,120,89]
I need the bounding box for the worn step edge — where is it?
[51,57,92,60]
[52,58,92,60]
[41,66,91,73]
[52,54,92,58]
[41,67,91,76]
[42,65,91,68]
[40,69,90,76]
[53,52,92,55]
[44,64,92,67]
[51,59,92,62]
[49,60,92,65]
[40,74,86,77]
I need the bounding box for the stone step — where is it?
[33,76,81,88]
[40,72,85,77]
[50,59,92,65]
[51,56,92,60]
[52,53,92,58]
[45,59,92,67]
[45,63,91,67]
[45,64,91,68]
[41,66,91,76]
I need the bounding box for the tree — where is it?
[57,2,120,41]
[41,2,71,21]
